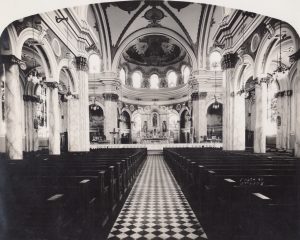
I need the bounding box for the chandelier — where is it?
[272,21,290,79]
[212,62,220,110]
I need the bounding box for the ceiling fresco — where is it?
[122,35,186,66]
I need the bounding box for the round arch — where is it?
[57,58,79,94]
[254,22,299,79]
[112,28,198,72]
[233,54,255,91]
[16,27,58,80]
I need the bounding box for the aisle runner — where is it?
[107,155,208,240]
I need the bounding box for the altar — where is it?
[141,138,170,144]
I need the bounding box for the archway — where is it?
[244,77,256,147]
[20,38,50,153]
[120,111,131,144]
[89,104,105,143]
[207,103,223,141]
[168,111,180,143]
[131,112,142,143]
[58,68,74,151]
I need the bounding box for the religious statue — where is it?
[143,121,148,133]
[153,113,158,127]
[162,120,167,132]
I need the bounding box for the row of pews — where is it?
[164,148,300,240]
[0,148,147,240]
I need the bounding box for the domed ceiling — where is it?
[122,35,186,67]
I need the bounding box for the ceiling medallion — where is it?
[143,6,165,27]
[250,33,260,53]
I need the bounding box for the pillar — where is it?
[1,55,24,160]
[221,53,237,150]
[0,70,5,152]
[232,91,246,150]
[192,92,207,142]
[103,93,119,144]
[46,82,60,155]
[68,56,90,152]
[295,60,300,157]
[254,77,268,153]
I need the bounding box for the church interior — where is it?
[0,0,300,239]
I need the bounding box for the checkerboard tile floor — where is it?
[107,155,208,240]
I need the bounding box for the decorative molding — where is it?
[289,49,300,64]
[103,93,119,102]
[85,43,101,54]
[75,56,88,71]
[23,94,42,103]
[0,54,27,70]
[221,53,237,70]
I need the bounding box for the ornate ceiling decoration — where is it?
[122,35,186,67]
[143,6,166,26]
[112,1,141,14]
[168,1,192,12]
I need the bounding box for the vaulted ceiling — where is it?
[91,1,225,71]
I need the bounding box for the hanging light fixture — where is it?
[212,62,220,110]
[273,21,290,79]
[27,17,43,85]
[90,72,100,111]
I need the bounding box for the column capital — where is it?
[0,54,26,70]
[221,53,237,70]
[191,92,199,101]
[75,56,88,71]
[254,76,271,85]
[103,93,119,102]
[43,81,59,89]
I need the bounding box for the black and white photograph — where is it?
[0,0,300,239]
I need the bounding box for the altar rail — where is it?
[90,142,223,150]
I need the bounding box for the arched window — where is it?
[120,68,126,85]
[182,66,191,84]
[209,51,222,70]
[89,54,101,73]
[132,71,142,88]
[167,71,177,87]
[150,74,159,89]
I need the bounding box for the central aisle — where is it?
[107,155,208,240]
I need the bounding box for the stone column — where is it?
[232,91,246,150]
[295,61,300,157]
[254,77,268,153]
[221,53,237,150]
[46,82,60,155]
[1,55,24,160]
[0,69,5,152]
[192,92,207,142]
[76,56,89,151]
[103,93,119,144]
[68,56,90,152]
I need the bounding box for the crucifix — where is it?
[109,128,119,144]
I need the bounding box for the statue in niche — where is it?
[153,113,158,127]
[143,121,148,133]
[162,120,167,132]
